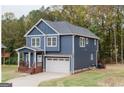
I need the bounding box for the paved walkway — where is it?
[6,72,69,87]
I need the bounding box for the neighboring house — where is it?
[1,44,10,64]
[16,18,99,74]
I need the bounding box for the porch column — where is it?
[28,52,31,68]
[34,51,36,68]
[17,52,20,67]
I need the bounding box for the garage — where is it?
[46,57,70,73]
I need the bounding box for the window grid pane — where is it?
[52,38,56,46]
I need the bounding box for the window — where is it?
[94,39,97,45]
[80,37,85,47]
[47,37,57,47]
[31,37,40,47]
[91,53,93,61]
[86,38,89,44]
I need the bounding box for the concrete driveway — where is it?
[6,72,69,87]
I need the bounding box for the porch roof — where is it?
[15,46,43,52]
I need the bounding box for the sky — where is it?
[2,5,49,18]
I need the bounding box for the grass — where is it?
[39,64,124,86]
[2,65,28,82]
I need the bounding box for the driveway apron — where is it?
[6,72,69,87]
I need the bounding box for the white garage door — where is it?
[46,57,70,73]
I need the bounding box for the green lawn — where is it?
[2,65,27,82]
[39,64,124,86]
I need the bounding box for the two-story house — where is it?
[16,18,99,74]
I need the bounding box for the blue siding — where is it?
[37,21,57,34]
[26,36,44,49]
[74,36,97,70]
[45,35,60,52]
[46,35,72,54]
[28,28,43,35]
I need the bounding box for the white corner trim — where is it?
[72,35,75,73]
[28,52,31,68]
[17,52,20,67]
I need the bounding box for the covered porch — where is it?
[16,46,44,74]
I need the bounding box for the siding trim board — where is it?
[34,26,45,35]
[26,35,43,37]
[72,35,75,73]
[59,33,99,40]
[24,26,45,37]
[16,46,36,51]
[24,18,59,37]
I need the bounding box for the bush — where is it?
[5,56,17,65]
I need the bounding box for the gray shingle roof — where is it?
[44,20,99,39]
[2,44,7,48]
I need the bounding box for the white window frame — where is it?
[94,39,97,45]
[91,53,94,61]
[47,36,57,47]
[80,37,85,47]
[86,38,89,44]
[31,37,40,47]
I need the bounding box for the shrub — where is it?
[5,56,17,65]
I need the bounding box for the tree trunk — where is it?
[121,29,123,64]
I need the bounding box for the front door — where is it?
[37,55,42,66]
[37,55,42,62]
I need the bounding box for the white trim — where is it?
[31,37,41,47]
[60,33,100,40]
[72,35,75,73]
[34,26,45,35]
[34,52,36,68]
[46,34,59,36]
[80,37,85,47]
[15,46,36,51]
[26,35,44,37]
[44,36,46,53]
[96,51,98,67]
[24,26,45,37]
[46,36,57,47]
[44,54,72,57]
[41,19,60,34]
[25,54,28,63]
[24,18,60,37]
[17,52,20,67]
[28,52,31,68]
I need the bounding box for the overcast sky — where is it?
[2,5,49,18]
